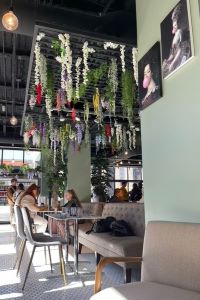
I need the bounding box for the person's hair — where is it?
[114,188,120,196]
[121,181,127,186]
[65,189,82,208]
[18,183,24,190]
[11,178,17,184]
[172,3,182,23]
[22,183,39,200]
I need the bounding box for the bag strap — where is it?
[86,222,95,235]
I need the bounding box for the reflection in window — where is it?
[3,149,23,166]
[24,151,41,168]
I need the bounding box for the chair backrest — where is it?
[142,221,200,293]
[14,205,26,240]
[21,207,35,245]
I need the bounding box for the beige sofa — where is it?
[90,221,200,300]
[76,202,145,282]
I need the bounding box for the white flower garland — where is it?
[127,130,132,150]
[40,54,47,92]
[23,132,30,145]
[104,42,119,50]
[75,57,82,100]
[32,130,41,148]
[29,95,36,110]
[131,127,136,149]
[56,33,73,101]
[132,47,138,85]
[45,93,52,119]
[116,124,122,149]
[120,45,126,73]
[34,33,45,87]
[108,58,118,115]
[82,41,95,85]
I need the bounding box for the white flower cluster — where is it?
[32,130,41,148]
[56,34,73,101]
[132,127,136,149]
[34,33,45,86]
[132,47,138,85]
[108,58,118,115]
[75,57,82,100]
[45,93,52,119]
[23,132,30,145]
[29,95,36,110]
[120,45,126,73]
[104,42,119,50]
[116,124,122,148]
[82,41,95,85]
[40,54,47,91]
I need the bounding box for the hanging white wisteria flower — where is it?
[29,95,36,110]
[84,101,89,125]
[32,130,41,148]
[34,32,45,86]
[56,33,73,101]
[131,127,136,149]
[104,42,119,50]
[108,58,118,115]
[120,45,126,73]
[50,129,60,166]
[82,41,95,85]
[111,127,115,137]
[116,124,122,148]
[127,130,132,150]
[132,47,138,85]
[75,57,82,100]
[45,93,52,119]
[23,132,30,145]
[122,127,128,150]
[40,54,47,91]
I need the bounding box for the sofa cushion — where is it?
[90,282,200,300]
[142,222,200,293]
[102,203,145,237]
[78,223,143,257]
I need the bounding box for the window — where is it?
[24,151,41,168]
[2,149,23,166]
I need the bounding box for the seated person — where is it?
[117,181,129,202]
[129,183,142,202]
[110,188,121,202]
[16,183,48,233]
[7,178,17,224]
[13,183,25,202]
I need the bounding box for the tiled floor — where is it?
[0,224,140,300]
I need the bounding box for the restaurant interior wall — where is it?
[136,0,200,223]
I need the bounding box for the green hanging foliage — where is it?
[41,146,68,197]
[121,69,136,124]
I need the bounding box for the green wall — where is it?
[67,143,91,202]
[136,0,200,223]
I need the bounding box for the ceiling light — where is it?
[125,150,128,155]
[10,116,18,126]
[120,161,123,165]
[2,1,18,32]
[75,116,80,122]
[59,114,65,122]
[1,105,6,112]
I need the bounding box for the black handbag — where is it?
[86,216,116,234]
[110,220,134,236]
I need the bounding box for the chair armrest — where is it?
[94,256,142,294]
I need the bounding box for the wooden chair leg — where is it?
[124,268,132,283]
[95,252,101,265]
[79,243,83,254]
[22,246,36,290]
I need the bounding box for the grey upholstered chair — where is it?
[91,221,200,300]
[21,207,67,290]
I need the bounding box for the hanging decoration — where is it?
[50,129,60,166]
[29,95,36,110]
[32,129,41,148]
[131,127,136,149]
[84,101,89,126]
[71,108,76,122]
[105,124,111,142]
[75,57,82,100]
[82,41,95,85]
[120,45,126,73]
[93,88,100,116]
[45,92,52,119]
[23,131,31,146]
[104,42,119,50]
[132,47,138,85]
[34,32,45,105]
[40,54,47,92]
[75,123,84,145]
[106,58,118,115]
[115,124,122,149]
[56,34,73,101]
[126,130,132,150]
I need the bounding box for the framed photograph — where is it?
[161,0,194,79]
[138,42,162,110]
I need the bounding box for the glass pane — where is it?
[115,167,127,180]
[132,167,143,180]
[24,151,41,168]
[3,149,23,166]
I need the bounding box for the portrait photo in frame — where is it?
[161,0,194,79]
[138,42,162,111]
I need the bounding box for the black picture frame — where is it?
[138,42,163,111]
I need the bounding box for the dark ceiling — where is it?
[0,0,137,146]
